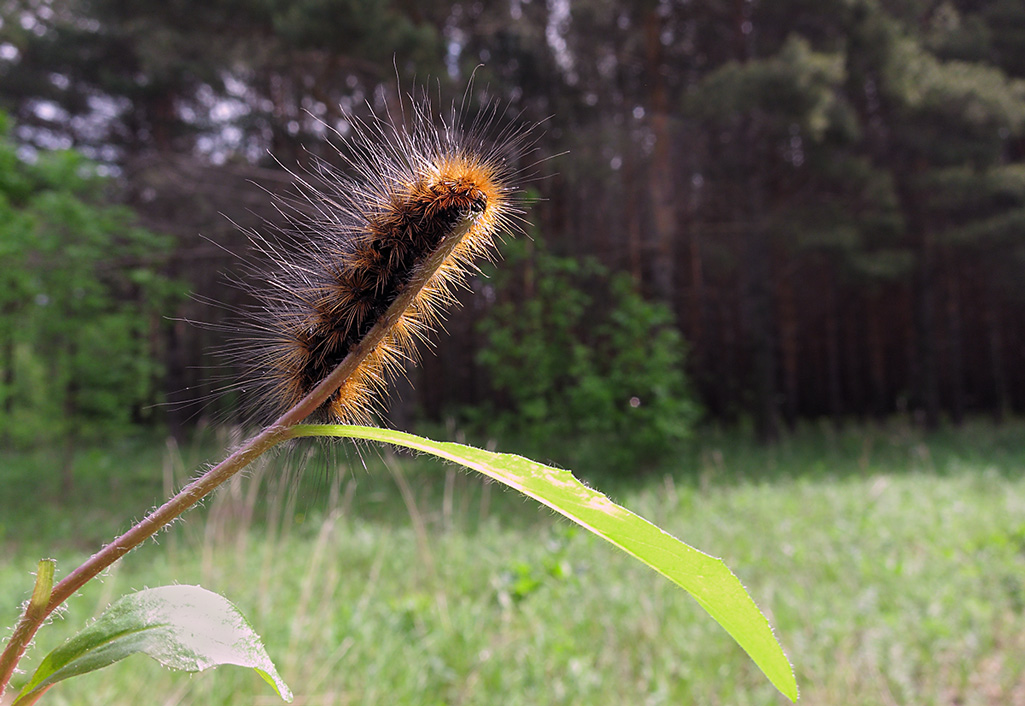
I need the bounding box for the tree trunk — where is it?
[741,191,778,440]
[845,298,865,421]
[825,271,843,429]
[644,8,676,305]
[986,295,1009,424]
[623,145,643,284]
[913,232,940,429]
[895,175,941,430]
[778,263,799,430]
[742,113,779,443]
[945,263,964,426]
[868,297,888,421]
[718,294,740,423]
[744,230,779,442]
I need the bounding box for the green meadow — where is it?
[3,419,1025,705]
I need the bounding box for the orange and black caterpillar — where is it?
[228,94,537,426]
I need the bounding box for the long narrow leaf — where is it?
[291,424,797,702]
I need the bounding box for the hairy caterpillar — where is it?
[222,90,538,427]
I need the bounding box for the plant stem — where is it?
[0,216,474,699]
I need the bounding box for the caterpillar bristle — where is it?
[225,88,540,427]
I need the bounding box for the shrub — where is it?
[475,237,700,470]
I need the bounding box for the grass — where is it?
[2,418,1025,705]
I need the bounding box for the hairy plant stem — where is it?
[0,216,475,699]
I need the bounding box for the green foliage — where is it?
[15,585,291,704]
[474,238,700,470]
[290,424,797,701]
[882,34,1025,166]
[0,115,180,445]
[270,0,443,63]
[6,421,1025,704]
[686,35,848,142]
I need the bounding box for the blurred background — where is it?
[4,3,1025,704]
[2,0,1025,458]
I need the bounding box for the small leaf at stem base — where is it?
[14,585,291,704]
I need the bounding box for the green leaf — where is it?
[290,424,798,702]
[14,585,292,704]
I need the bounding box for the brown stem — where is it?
[0,215,475,699]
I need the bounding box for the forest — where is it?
[2,0,1025,446]
[6,3,1025,704]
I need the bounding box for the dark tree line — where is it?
[2,0,1025,441]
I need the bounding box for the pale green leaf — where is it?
[14,585,291,703]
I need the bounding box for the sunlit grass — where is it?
[3,419,1024,704]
